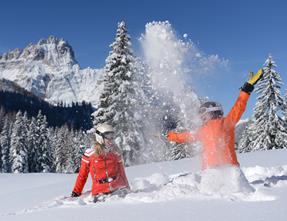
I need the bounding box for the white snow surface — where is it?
[1,149,287,221]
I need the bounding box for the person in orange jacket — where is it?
[167,69,264,170]
[71,123,130,202]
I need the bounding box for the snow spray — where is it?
[140,21,201,130]
[138,21,230,163]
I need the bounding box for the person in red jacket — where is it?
[167,69,264,170]
[71,123,130,202]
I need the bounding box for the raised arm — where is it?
[225,69,264,126]
[225,91,250,126]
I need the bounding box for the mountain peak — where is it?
[0,36,77,67]
[0,36,102,106]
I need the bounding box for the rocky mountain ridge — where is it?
[0,36,103,106]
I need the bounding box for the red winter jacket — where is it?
[72,147,130,196]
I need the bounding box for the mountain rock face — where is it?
[0,78,32,95]
[0,36,103,106]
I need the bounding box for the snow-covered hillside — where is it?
[0,36,103,106]
[0,149,286,221]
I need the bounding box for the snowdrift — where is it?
[0,149,287,221]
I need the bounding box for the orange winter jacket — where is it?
[167,91,250,170]
[73,148,130,196]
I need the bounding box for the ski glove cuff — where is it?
[71,191,81,197]
[241,82,254,94]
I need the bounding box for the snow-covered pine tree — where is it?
[71,130,88,172]
[93,21,144,166]
[238,119,252,153]
[27,117,37,172]
[1,116,13,173]
[36,111,52,172]
[0,137,2,171]
[279,90,287,149]
[27,111,52,172]
[0,108,4,170]
[10,111,29,173]
[0,107,5,130]
[1,117,11,172]
[239,55,286,151]
[63,129,77,173]
[169,143,186,160]
[47,127,56,172]
[54,125,69,173]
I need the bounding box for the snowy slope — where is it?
[0,149,287,221]
[0,36,103,106]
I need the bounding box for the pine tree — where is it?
[39,113,52,172]
[47,127,56,172]
[10,111,29,173]
[0,117,12,172]
[64,129,76,173]
[0,107,5,130]
[280,90,287,149]
[0,137,2,171]
[238,119,252,153]
[93,21,145,166]
[27,117,37,172]
[54,125,69,173]
[34,111,52,172]
[239,56,286,151]
[71,130,88,172]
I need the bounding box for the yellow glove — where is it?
[247,69,264,85]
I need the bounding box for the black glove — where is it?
[241,69,264,94]
[241,82,254,94]
[71,191,81,198]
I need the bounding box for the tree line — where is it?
[0,90,94,130]
[0,109,91,173]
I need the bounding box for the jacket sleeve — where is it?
[72,154,90,194]
[225,90,250,126]
[167,131,196,143]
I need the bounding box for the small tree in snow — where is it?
[93,21,145,166]
[239,55,287,151]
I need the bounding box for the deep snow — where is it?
[0,149,287,221]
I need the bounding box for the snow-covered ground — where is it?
[1,149,287,221]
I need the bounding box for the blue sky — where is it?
[0,0,287,118]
